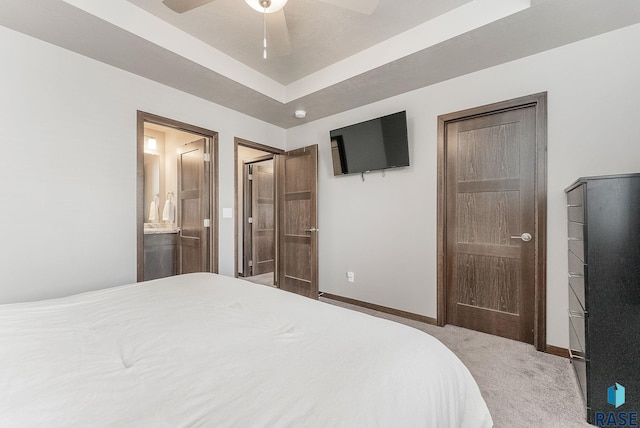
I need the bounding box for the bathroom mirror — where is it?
[144,153,163,223]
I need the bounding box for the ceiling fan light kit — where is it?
[164,0,379,59]
[245,0,288,14]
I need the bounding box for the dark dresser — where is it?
[565,173,640,423]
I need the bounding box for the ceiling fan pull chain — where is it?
[262,2,268,59]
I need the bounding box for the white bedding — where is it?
[0,273,492,427]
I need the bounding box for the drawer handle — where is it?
[568,309,584,319]
[568,348,586,361]
[568,272,584,278]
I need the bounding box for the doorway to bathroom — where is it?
[136,111,219,282]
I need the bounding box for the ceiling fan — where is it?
[162,0,380,57]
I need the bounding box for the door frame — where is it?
[436,93,548,351]
[234,137,284,283]
[136,111,219,282]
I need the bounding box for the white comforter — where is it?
[0,273,492,427]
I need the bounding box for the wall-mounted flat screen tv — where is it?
[329,111,409,176]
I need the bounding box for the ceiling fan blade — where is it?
[266,9,292,57]
[316,0,379,15]
[162,0,215,13]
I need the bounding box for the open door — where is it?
[242,157,275,277]
[277,145,318,299]
[252,161,275,275]
[242,162,252,276]
[177,138,210,274]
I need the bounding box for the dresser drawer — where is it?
[571,353,587,404]
[569,274,585,309]
[569,290,586,353]
[567,185,584,206]
[568,221,584,240]
[569,280,585,313]
[567,186,585,223]
[568,205,585,223]
[568,238,585,262]
[568,250,585,277]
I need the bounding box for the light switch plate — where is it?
[222,208,233,218]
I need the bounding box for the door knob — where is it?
[510,233,532,242]
[305,228,319,232]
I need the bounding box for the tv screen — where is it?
[330,111,409,176]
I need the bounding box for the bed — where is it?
[0,273,492,427]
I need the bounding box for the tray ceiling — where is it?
[1,0,639,128]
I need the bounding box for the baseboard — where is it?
[320,293,437,326]
[545,345,569,358]
[322,292,570,355]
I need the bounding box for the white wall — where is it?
[286,23,640,348]
[0,26,285,304]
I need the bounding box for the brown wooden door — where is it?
[445,106,536,344]
[277,145,318,299]
[177,138,210,274]
[242,162,252,276]
[251,161,275,275]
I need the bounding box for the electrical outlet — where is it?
[346,271,355,283]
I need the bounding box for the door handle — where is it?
[568,348,586,361]
[510,233,532,242]
[305,228,319,232]
[568,309,584,319]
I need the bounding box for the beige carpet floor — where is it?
[319,297,592,428]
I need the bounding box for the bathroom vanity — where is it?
[144,226,178,281]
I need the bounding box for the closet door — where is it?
[444,106,538,344]
[277,145,318,298]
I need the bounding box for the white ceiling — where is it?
[1,0,640,128]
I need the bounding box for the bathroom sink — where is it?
[144,223,165,228]
[144,223,178,234]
